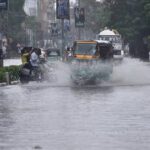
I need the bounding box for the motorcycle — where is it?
[19,63,43,84]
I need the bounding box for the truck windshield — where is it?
[74,43,97,55]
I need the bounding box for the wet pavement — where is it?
[0,58,150,150]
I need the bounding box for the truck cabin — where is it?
[97,40,113,59]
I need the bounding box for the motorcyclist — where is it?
[29,48,42,78]
[21,47,32,64]
[30,48,40,67]
[19,47,42,83]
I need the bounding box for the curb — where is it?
[0,80,20,87]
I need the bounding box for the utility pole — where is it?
[56,0,70,59]
[6,0,9,37]
[78,0,81,40]
[61,18,65,58]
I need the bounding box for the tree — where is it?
[103,0,150,58]
[0,0,26,42]
[8,0,26,41]
[0,0,26,56]
[77,0,111,37]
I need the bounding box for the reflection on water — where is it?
[0,92,15,150]
[0,58,150,150]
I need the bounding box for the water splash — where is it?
[42,57,150,87]
[43,61,71,86]
[109,57,150,86]
[18,57,150,87]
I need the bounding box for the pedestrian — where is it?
[0,49,3,67]
[2,45,7,58]
[17,43,23,54]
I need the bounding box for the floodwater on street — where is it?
[1,58,150,150]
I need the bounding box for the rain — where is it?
[0,0,150,150]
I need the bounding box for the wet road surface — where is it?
[0,58,150,150]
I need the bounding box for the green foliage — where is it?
[0,65,21,83]
[103,0,150,39]
[0,71,5,82]
[102,0,150,58]
[143,1,150,23]
[0,0,26,42]
[79,0,111,32]
[79,0,150,58]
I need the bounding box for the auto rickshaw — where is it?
[70,40,113,85]
[72,40,113,60]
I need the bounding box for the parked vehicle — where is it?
[46,48,61,62]
[44,48,61,81]
[70,40,113,85]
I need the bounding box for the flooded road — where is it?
[1,58,150,150]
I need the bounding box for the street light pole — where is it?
[61,18,65,58]
[78,0,81,40]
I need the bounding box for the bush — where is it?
[0,71,5,82]
[0,65,21,83]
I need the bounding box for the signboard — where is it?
[56,0,70,19]
[50,23,59,37]
[74,7,85,28]
[0,0,8,10]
